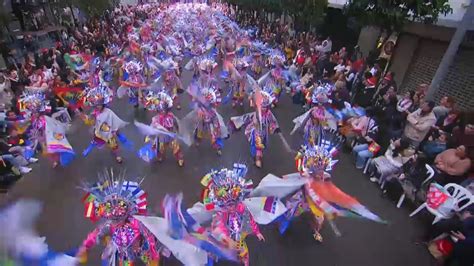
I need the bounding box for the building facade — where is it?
[331,0,474,110]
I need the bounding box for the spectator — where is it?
[433,109,461,135]
[368,138,415,183]
[422,206,474,266]
[433,95,456,119]
[351,110,380,169]
[396,91,414,114]
[403,101,437,149]
[433,145,472,185]
[422,131,448,160]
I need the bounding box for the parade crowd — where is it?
[0,2,473,266]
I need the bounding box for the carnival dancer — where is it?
[135,90,185,166]
[77,170,164,266]
[18,92,75,168]
[181,85,228,155]
[193,164,286,266]
[257,52,286,106]
[229,89,280,168]
[290,85,338,146]
[118,60,147,108]
[249,48,264,79]
[227,56,257,108]
[221,36,236,81]
[160,58,184,110]
[252,129,385,242]
[80,84,130,164]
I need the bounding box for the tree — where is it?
[0,9,12,40]
[225,0,328,30]
[53,0,113,26]
[344,0,453,32]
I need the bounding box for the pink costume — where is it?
[163,69,183,109]
[79,171,163,265]
[200,164,263,266]
[18,92,74,167]
[137,90,184,166]
[230,90,280,167]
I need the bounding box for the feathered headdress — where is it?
[259,87,275,108]
[296,129,345,176]
[200,163,253,210]
[123,60,143,74]
[143,90,173,112]
[200,86,221,106]
[234,57,250,70]
[311,84,332,105]
[17,92,50,113]
[80,169,147,222]
[269,50,285,66]
[82,83,114,107]
[198,57,217,73]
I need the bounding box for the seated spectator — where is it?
[422,205,474,266]
[403,101,437,149]
[383,94,405,140]
[433,95,456,119]
[434,109,461,135]
[433,145,472,185]
[396,91,415,114]
[408,91,423,113]
[422,131,448,160]
[452,113,474,151]
[354,71,377,108]
[398,154,430,194]
[352,110,380,169]
[368,138,415,183]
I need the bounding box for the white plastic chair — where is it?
[409,183,474,224]
[396,164,435,208]
[363,158,372,174]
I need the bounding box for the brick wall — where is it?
[400,39,474,110]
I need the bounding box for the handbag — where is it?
[368,142,381,155]
[428,235,454,259]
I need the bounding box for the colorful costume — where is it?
[252,129,385,242]
[81,84,130,163]
[136,90,184,166]
[118,60,147,108]
[230,90,280,168]
[161,60,183,109]
[257,52,286,105]
[228,57,257,107]
[18,92,75,168]
[79,170,163,265]
[191,164,286,266]
[182,83,228,155]
[290,87,338,146]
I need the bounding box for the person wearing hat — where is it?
[182,85,228,156]
[136,90,184,166]
[80,85,129,164]
[18,92,75,168]
[229,90,281,168]
[403,101,437,149]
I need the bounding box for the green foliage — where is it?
[0,10,12,29]
[225,0,328,27]
[54,0,113,17]
[344,0,453,31]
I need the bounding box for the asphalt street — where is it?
[2,67,433,266]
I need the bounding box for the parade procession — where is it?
[0,1,473,266]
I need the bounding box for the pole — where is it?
[426,1,474,100]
